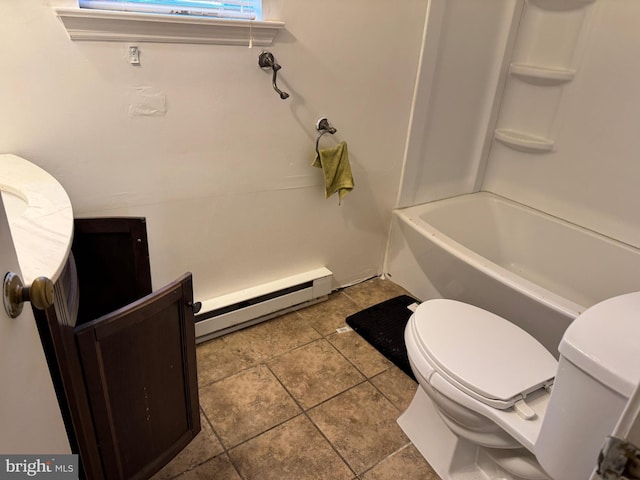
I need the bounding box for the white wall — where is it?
[0,0,427,301]
[482,0,640,248]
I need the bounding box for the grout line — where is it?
[357,442,414,478]
[198,407,246,479]
[265,352,363,476]
[263,357,373,478]
[196,332,323,389]
[301,409,359,478]
[225,448,246,480]
[199,405,222,445]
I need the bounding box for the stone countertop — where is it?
[0,154,73,284]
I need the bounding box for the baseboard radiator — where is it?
[195,267,333,343]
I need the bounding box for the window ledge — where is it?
[55,7,285,46]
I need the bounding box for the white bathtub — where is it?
[386,192,640,356]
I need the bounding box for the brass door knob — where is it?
[3,272,54,318]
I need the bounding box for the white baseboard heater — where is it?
[195,267,333,343]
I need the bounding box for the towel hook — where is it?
[258,50,290,100]
[316,117,337,135]
[315,117,337,157]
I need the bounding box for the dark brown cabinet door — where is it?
[75,273,200,480]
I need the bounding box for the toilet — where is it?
[398,293,640,480]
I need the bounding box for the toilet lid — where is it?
[413,300,557,408]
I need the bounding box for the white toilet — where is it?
[398,292,640,480]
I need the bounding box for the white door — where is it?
[0,193,69,453]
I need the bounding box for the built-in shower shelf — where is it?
[528,0,595,11]
[494,129,554,153]
[509,64,576,85]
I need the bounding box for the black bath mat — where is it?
[346,295,417,381]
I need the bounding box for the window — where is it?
[56,0,282,46]
[79,0,262,20]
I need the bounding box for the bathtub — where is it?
[385,192,640,356]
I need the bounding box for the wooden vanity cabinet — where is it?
[33,218,200,480]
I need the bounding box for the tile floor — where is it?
[152,277,441,480]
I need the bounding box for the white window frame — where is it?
[79,1,262,21]
[55,1,284,46]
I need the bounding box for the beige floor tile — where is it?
[342,278,411,310]
[200,365,300,448]
[237,311,321,361]
[151,412,223,479]
[362,445,440,480]
[370,367,418,412]
[268,339,365,409]
[229,415,354,480]
[297,292,361,336]
[327,330,393,378]
[196,334,256,387]
[308,382,409,474]
[175,454,242,480]
[196,312,321,387]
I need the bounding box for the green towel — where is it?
[312,140,354,204]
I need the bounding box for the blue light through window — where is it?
[79,0,262,20]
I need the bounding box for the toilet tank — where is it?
[535,292,640,480]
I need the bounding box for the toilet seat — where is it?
[411,300,557,410]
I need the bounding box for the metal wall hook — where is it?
[258,50,290,100]
[316,117,337,135]
[315,117,338,157]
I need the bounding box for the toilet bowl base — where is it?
[398,388,549,480]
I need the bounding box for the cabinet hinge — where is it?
[597,436,640,479]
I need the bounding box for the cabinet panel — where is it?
[72,217,152,324]
[76,273,200,480]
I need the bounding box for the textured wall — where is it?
[0,0,427,301]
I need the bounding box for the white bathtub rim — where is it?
[395,202,586,321]
[408,191,640,254]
